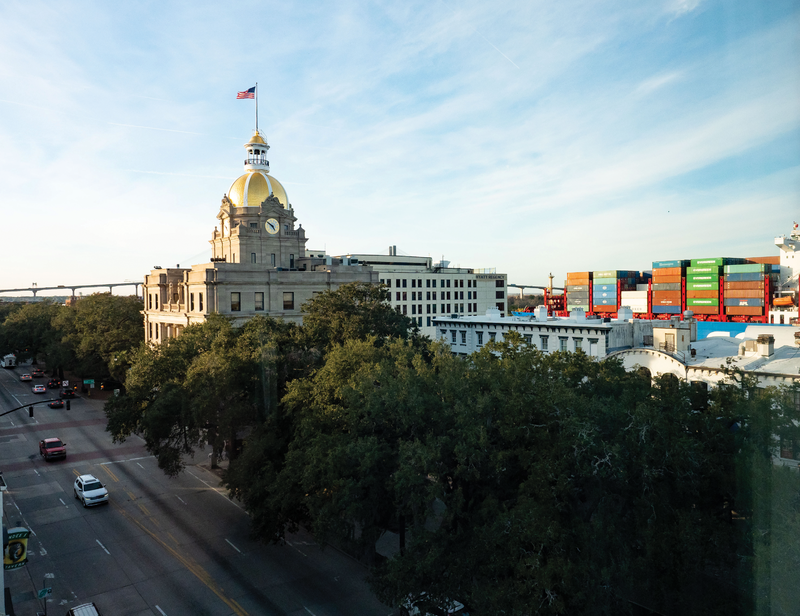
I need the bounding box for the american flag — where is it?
[236,87,255,99]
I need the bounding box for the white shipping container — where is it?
[636,284,649,291]
[630,306,649,313]
[621,291,649,299]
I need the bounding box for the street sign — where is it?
[37,587,51,599]
[83,379,95,385]
[62,380,69,387]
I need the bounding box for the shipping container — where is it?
[724,280,765,290]
[567,293,590,301]
[653,297,681,306]
[724,298,764,307]
[565,285,590,292]
[724,263,768,274]
[687,281,719,291]
[746,256,780,265]
[594,298,618,305]
[594,284,617,292]
[653,283,681,291]
[593,305,617,313]
[653,306,682,314]
[686,274,717,282]
[690,258,729,267]
[566,272,592,281]
[595,292,616,299]
[687,298,719,306]
[723,272,765,282]
[728,289,763,299]
[725,306,764,316]
[621,291,649,299]
[686,266,721,274]
[651,274,682,283]
[636,284,650,291]
[652,267,683,277]
[686,290,719,298]
[652,260,689,269]
[653,290,681,299]
[688,305,720,315]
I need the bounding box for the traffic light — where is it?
[28,406,33,418]
[66,400,71,411]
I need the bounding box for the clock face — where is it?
[265,218,279,234]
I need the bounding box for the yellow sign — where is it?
[4,526,30,570]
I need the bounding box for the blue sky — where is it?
[1,0,798,294]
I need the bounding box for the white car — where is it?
[74,474,109,507]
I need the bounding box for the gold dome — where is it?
[248,131,266,145]
[228,171,289,209]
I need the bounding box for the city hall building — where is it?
[142,130,507,343]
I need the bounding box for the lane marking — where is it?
[155,606,167,616]
[225,539,241,553]
[137,462,144,469]
[96,539,110,555]
[100,465,119,482]
[33,469,40,476]
[138,503,150,516]
[175,495,186,505]
[304,608,318,616]
[110,500,249,615]
[166,532,179,545]
[125,490,136,501]
[59,498,66,506]
[186,470,243,511]
[101,455,155,465]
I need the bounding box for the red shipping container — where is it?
[686,290,718,298]
[725,306,764,316]
[651,274,682,283]
[724,281,764,290]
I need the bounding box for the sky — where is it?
[1,0,798,295]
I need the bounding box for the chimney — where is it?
[756,334,775,357]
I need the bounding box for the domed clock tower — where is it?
[211,131,307,269]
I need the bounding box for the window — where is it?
[386,279,391,287]
[432,304,437,313]
[283,292,294,310]
[446,280,451,288]
[271,253,276,267]
[441,304,445,312]
[149,323,152,339]
[418,279,422,288]
[489,332,496,341]
[574,338,582,351]
[255,292,264,311]
[427,317,431,327]
[450,330,457,344]
[446,304,451,313]
[426,279,431,288]
[402,292,407,301]
[460,331,466,345]
[412,305,416,315]
[402,279,407,288]
[447,292,451,300]
[251,252,257,263]
[155,294,158,309]
[496,291,504,299]
[432,279,437,288]
[190,293,195,311]
[476,331,483,345]
[496,280,504,287]
[380,279,384,285]
[468,280,472,288]
[460,291,464,300]
[231,292,241,312]
[403,305,407,315]
[396,279,401,287]
[496,303,504,312]
[199,293,203,311]
[559,337,568,352]
[418,305,422,315]
[524,334,532,345]
[460,303,464,312]
[440,329,447,338]
[427,291,431,300]
[289,254,295,268]
[396,292,401,301]
[540,335,549,351]
[417,317,422,326]
[412,279,416,288]
[433,291,437,300]
[249,222,257,228]
[148,294,152,309]
[460,280,464,287]
[284,224,289,233]
[427,304,431,314]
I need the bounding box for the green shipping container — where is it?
[687,298,719,306]
[592,277,617,285]
[687,281,720,290]
[725,263,766,274]
[687,274,716,282]
[686,266,720,275]
[690,258,727,267]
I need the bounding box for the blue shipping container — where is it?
[652,260,689,268]
[653,306,682,314]
[594,284,617,292]
[724,273,765,282]
[724,298,765,307]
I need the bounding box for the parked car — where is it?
[48,399,65,409]
[32,368,44,377]
[47,379,62,389]
[74,475,109,507]
[20,374,32,381]
[60,389,77,399]
[39,438,67,460]
[32,384,46,394]
[66,602,102,615]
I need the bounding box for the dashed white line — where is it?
[137,462,144,469]
[225,539,241,553]
[33,469,40,476]
[155,606,167,616]
[304,608,317,616]
[96,539,110,555]
[186,470,243,511]
[100,455,155,465]
[59,498,66,506]
[176,495,186,505]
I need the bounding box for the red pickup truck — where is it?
[39,438,67,460]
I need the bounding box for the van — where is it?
[66,603,101,616]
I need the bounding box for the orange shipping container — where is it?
[689,305,719,315]
[725,306,764,316]
[592,305,616,313]
[727,290,764,299]
[651,274,682,283]
[687,290,718,298]
[567,272,592,281]
[746,256,780,265]
[567,278,591,285]
[652,267,682,276]
[653,290,681,299]
[724,281,764,290]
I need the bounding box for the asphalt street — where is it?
[1,364,393,616]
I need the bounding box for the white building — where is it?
[142,131,377,343]
[335,248,507,339]
[770,222,800,325]
[433,306,653,357]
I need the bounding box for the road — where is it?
[1,365,393,616]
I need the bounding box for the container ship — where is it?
[526,222,799,326]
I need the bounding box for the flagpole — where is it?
[255,82,258,133]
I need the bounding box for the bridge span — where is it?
[507,283,564,297]
[0,281,141,298]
